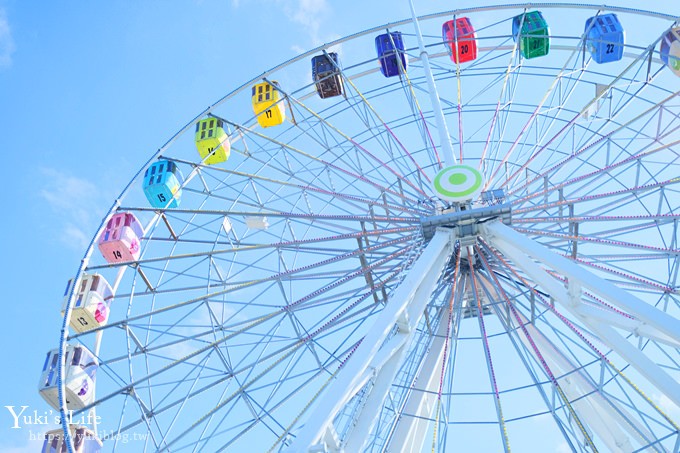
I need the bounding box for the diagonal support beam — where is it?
[408,0,456,167]
[287,228,456,452]
[481,221,680,341]
[511,310,656,452]
[481,220,680,408]
[384,307,452,452]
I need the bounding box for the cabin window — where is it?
[72,347,82,366]
[208,129,213,137]
[63,280,72,297]
[102,285,113,301]
[46,354,58,386]
[158,164,164,173]
[84,437,101,450]
[209,119,214,128]
[83,361,97,380]
[91,276,100,291]
[73,427,86,449]
[42,352,50,371]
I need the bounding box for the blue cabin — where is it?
[585,13,624,64]
[375,32,408,77]
[143,159,183,208]
[660,27,680,77]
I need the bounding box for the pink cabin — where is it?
[97,212,144,263]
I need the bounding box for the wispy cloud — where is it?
[654,393,680,421]
[0,8,15,68]
[231,0,332,47]
[555,442,572,453]
[39,168,110,251]
[280,0,330,46]
[162,301,240,360]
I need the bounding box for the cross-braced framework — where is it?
[54,3,680,452]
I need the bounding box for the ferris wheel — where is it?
[39,3,680,452]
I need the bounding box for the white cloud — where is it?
[232,0,332,46]
[39,168,109,251]
[61,224,91,252]
[555,442,572,453]
[653,393,680,421]
[0,8,15,68]
[282,0,330,45]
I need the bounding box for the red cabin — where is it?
[442,17,477,64]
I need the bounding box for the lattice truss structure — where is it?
[52,4,680,453]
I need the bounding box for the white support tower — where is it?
[480,220,680,408]
[287,228,457,452]
[408,0,457,167]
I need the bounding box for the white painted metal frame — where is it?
[288,228,457,452]
[408,0,457,167]
[481,220,680,408]
[384,305,453,452]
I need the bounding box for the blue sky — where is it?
[0,0,679,451]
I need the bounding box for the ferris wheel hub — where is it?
[420,202,512,240]
[433,165,485,203]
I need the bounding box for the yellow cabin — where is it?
[252,81,286,128]
[194,117,230,165]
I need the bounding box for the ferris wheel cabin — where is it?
[39,344,98,411]
[442,17,477,64]
[252,81,286,128]
[194,117,230,165]
[312,52,345,99]
[42,426,102,453]
[512,11,550,59]
[143,159,184,208]
[97,212,144,263]
[660,27,680,76]
[61,273,114,333]
[375,31,408,77]
[585,13,625,64]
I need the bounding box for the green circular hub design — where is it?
[449,173,466,185]
[433,165,484,202]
